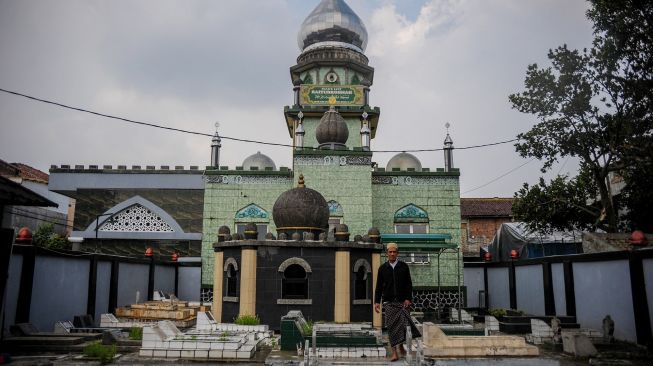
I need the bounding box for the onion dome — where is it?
[316,106,349,150]
[367,227,380,243]
[297,0,368,53]
[217,225,231,242]
[243,222,258,240]
[273,174,329,238]
[242,151,276,171]
[386,152,422,172]
[334,223,350,241]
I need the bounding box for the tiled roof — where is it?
[461,198,514,218]
[11,163,49,183]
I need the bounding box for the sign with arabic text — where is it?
[300,85,364,106]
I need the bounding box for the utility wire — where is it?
[463,158,535,194]
[0,87,517,153]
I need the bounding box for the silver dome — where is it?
[297,0,368,53]
[386,153,422,172]
[242,152,276,171]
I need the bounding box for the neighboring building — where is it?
[460,198,513,257]
[49,165,204,258]
[0,159,72,234]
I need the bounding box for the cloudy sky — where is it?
[0,0,594,197]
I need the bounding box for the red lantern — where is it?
[483,252,492,262]
[144,247,154,257]
[171,252,179,262]
[15,227,33,243]
[629,230,648,247]
[510,249,519,259]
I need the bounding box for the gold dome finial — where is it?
[298,174,305,188]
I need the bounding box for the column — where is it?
[334,249,350,323]
[239,247,257,316]
[372,252,382,328]
[212,250,224,321]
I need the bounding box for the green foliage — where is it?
[488,308,507,318]
[128,327,142,340]
[301,320,313,335]
[234,314,260,325]
[513,166,601,233]
[509,0,653,233]
[83,341,116,364]
[33,223,68,249]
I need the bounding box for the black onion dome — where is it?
[316,106,349,149]
[273,175,329,237]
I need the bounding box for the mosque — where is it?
[204,0,462,327]
[49,0,463,328]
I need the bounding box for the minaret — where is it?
[283,0,380,151]
[211,122,221,168]
[444,123,454,172]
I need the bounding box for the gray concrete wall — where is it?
[573,260,636,342]
[463,267,484,307]
[117,262,149,307]
[177,266,201,301]
[154,265,175,295]
[4,254,23,333]
[487,267,509,309]
[644,258,653,336]
[551,262,566,316]
[515,264,545,315]
[95,261,112,322]
[30,256,89,331]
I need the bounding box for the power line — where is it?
[0,87,517,153]
[462,158,535,194]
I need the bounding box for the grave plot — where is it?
[138,320,268,360]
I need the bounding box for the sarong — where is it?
[384,302,422,347]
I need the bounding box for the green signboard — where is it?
[300,85,364,106]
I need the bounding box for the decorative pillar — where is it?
[212,250,224,321]
[372,252,382,328]
[334,249,350,323]
[239,247,257,316]
[360,112,371,151]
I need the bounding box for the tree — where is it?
[509,0,653,233]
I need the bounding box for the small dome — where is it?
[386,153,422,172]
[297,0,368,53]
[273,175,329,237]
[242,151,276,171]
[316,106,349,149]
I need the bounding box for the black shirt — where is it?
[374,260,413,304]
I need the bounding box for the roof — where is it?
[0,159,49,184]
[11,163,49,183]
[461,198,514,218]
[0,175,58,207]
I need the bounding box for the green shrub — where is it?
[33,223,68,249]
[488,308,507,318]
[83,341,116,364]
[128,327,142,340]
[302,320,313,335]
[234,314,260,325]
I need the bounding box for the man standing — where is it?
[374,242,420,361]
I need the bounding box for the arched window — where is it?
[223,258,239,300]
[394,204,429,234]
[226,264,238,297]
[327,200,344,233]
[282,264,308,299]
[353,258,371,302]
